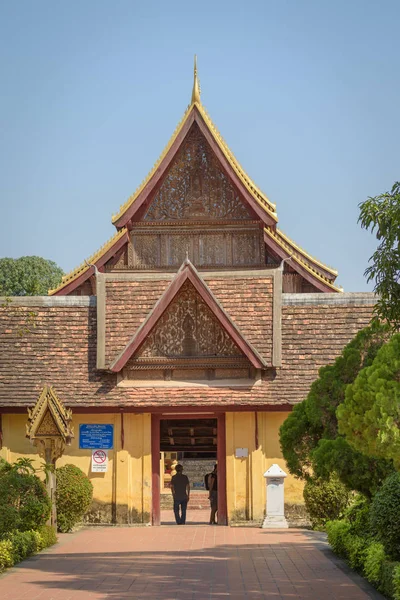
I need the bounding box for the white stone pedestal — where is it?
[262,463,289,528]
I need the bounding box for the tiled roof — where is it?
[0,288,372,409]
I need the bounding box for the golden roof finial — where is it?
[191,54,201,104]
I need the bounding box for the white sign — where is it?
[235,447,248,458]
[91,449,108,472]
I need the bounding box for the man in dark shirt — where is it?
[171,464,190,525]
[208,464,218,525]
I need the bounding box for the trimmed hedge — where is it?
[0,526,57,573]
[364,542,386,585]
[56,464,93,532]
[325,520,351,558]
[326,520,400,599]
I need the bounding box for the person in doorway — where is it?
[171,464,190,525]
[208,464,218,525]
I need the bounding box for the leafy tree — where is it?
[279,322,394,496]
[338,334,400,469]
[0,256,63,296]
[359,181,400,330]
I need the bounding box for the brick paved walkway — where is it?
[0,526,384,600]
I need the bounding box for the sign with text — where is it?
[91,449,108,473]
[79,424,114,449]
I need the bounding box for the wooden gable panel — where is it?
[133,280,244,361]
[143,123,253,222]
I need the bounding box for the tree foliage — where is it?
[338,334,400,469]
[0,256,63,296]
[359,181,400,330]
[279,322,394,496]
[369,472,400,560]
[0,458,51,537]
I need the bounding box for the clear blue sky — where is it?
[1,1,399,291]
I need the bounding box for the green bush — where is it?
[0,540,13,572]
[380,561,398,599]
[38,524,58,548]
[364,542,386,585]
[0,527,57,573]
[0,461,51,537]
[7,530,38,563]
[303,474,351,529]
[326,520,351,558]
[344,495,371,537]
[56,464,93,532]
[393,564,400,600]
[370,472,400,560]
[345,534,369,571]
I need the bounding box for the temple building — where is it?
[0,60,375,525]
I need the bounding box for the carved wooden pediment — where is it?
[110,259,267,372]
[136,280,243,360]
[144,123,253,222]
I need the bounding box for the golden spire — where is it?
[191,55,201,104]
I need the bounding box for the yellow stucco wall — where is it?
[1,410,302,524]
[226,411,304,522]
[1,412,152,524]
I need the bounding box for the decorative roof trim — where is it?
[109,258,267,372]
[264,227,342,292]
[276,227,338,277]
[196,103,276,218]
[49,228,129,295]
[111,102,277,226]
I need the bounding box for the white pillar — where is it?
[262,463,289,528]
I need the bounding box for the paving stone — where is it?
[0,527,384,600]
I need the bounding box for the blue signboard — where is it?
[79,424,114,449]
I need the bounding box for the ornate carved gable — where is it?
[136,280,243,360]
[26,385,74,462]
[50,73,340,295]
[26,385,74,443]
[144,123,253,222]
[36,410,60,437]
[110,259,266,372]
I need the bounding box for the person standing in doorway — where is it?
[171,464,190,525]
[208,464,218,525]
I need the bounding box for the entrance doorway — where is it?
[151,413,227,526]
